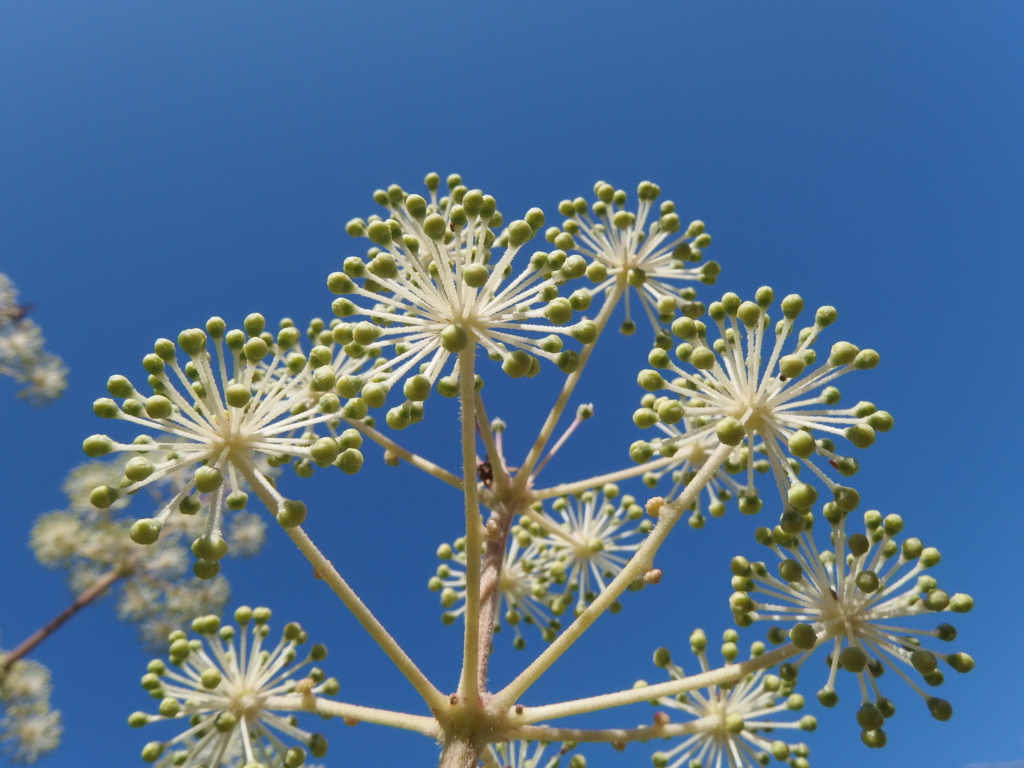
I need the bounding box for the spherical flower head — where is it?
[549,181,717,334]
[130,607,335,767]
[0,318,43,363]
[0,703,62,764]
[84,315,360,573]
[431,529,559,648]
[0,661,52,706]
[487,739,584,768]
[730,508,973,743]
[633,289,889,519]
[647,631,813,768]
[329,173,591,422]
[19,354,68,405]
[533,486,651,617]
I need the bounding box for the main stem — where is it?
[1,566,124,670]
[456,347,483,700]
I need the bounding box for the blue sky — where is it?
[1,2,1021,766]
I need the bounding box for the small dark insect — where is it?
[779,375,787,382]
[477,460,494,488]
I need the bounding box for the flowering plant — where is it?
[1,175,973,768]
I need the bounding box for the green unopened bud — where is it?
[440,324,469,353]
[927,697,952,721]
[141,742,164,763]
[130,519,162,545]
[277,500,307,528]
[790,623,817,649]
[194,466,223,493]
[948,593,973,613]
[716,417,746,446]
[191,534,229,562]
[335,448,363,475]
[90,485,120,509]
[839,645,868,672]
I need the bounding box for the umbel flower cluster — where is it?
[430,485,652,646]
[6,173,973,768]
[0,659,61,765]
[642,630,815,768]
[129,607,334,767]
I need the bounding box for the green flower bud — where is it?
[690,346,716,370]
[545,298,573,325]
[778,354,805,379]
[637,369,665,392]
[83,434,115,457]
[141,742,164,763]
[90,485,120,509]
[191,534,229,562]
[130,518,162,545]
[927,697,952,721]
[440,324,469,353]
[949,593,973,613]
[571,319,598,345]
[629,440,655,463]
[556,350,580,373]
[789,623,817,650]
[838,645,868,673]
[194,466,223,493]
[854,349,880,369]
[787,482,817,510]
[716,417,746,446]
[502,350,534,379]
[335,448,363,475]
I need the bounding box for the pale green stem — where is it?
[439,739,479,768]
[343,416,462,489]
[507,718,708,743]
[266,695,440,737]
[515,277,626,483]
[238,462,448,713]
[512,643,802,724]
[457,347,483,699]
[533,453,681,500]
[491,441,734,713]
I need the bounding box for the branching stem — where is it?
[513,642,802,723]
[533,453,680,500]
[507,719,709,743]
[516,278,626,482]
[238,462,448,713]
[267,695,440,737]
[343,417,462,489]
[1,566,125,670]
[491,441,734,713]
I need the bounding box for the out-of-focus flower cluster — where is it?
[0,274,66,404]
[0,656,62,764]
[32,455,270,651]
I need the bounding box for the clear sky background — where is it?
[1,2,1022,767]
